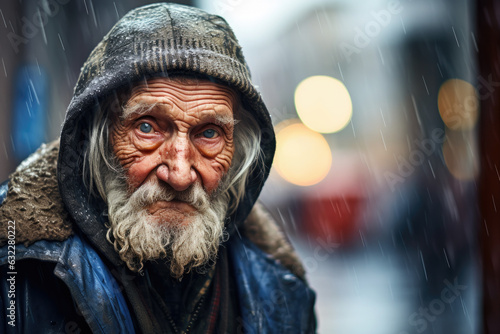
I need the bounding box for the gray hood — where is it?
[56,3,275,266]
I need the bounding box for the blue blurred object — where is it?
[12,65,48,161]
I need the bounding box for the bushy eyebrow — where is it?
[120,102,158,120]
[213,114,238,127]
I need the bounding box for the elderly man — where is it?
[0,3,315,334]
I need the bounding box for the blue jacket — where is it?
[0,182,316,334]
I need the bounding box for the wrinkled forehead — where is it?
[107,75,239,118]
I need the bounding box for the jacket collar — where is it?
[0,234,135,334]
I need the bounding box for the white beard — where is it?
[104,171,228,278]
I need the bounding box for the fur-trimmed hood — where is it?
[0,142,305,280]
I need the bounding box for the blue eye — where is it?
[202,129,217,138]
[139,123,153,133]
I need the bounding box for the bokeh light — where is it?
[437,79,479,130]
[274,121,332,186]
[442,135,479,180]
[294,75,353,133]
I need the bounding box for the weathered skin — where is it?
[111,77,236,220]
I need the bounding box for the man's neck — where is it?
[144,261,216,329]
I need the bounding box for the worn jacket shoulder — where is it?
[0,140,73,247]
[228,233,316,333]
[0,234,134,334]
[240,203,306,281]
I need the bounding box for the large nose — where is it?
[156,136,198,191]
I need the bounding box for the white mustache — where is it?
[129,181,210,212]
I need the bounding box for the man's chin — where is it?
[147,200,196,213]
[146,201,197,226]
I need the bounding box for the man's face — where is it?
[111,77,236,226]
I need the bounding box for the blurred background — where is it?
[2,0,499,333]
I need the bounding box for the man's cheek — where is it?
[205,158,232,192]
[216,144,234,172]
[112,128,141,169]
[126,158,155,189]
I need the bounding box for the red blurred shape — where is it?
[301,195,363,245]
